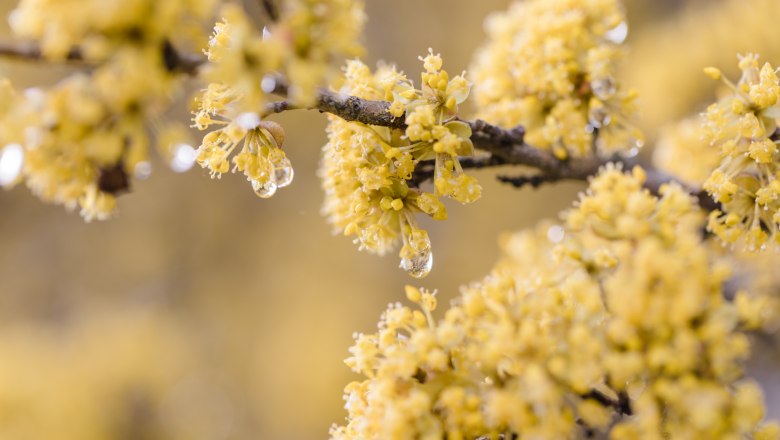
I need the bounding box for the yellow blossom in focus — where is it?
[332,165,778,439]
[702,54,780,251]
[321,56,477,278]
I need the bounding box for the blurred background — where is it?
[0,0,778,438]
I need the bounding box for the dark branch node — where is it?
[98,163,130,194]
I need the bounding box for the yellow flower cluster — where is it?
[0,74,154,221]
[331,165,779,439]
[196,116,292,198]
[652,116,720,188]
[471,0,642,159]
[320,55,477,278]
[196,0,365,109]
[621,0,780,132]
[193,0,365,195]
[702,55,780,251]
[5,0,220,220]
[279,0,366,105]
[10,0,215,60]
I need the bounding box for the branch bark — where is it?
[0,39,719,210]
[284,89,717,210]
[0,40,204,75]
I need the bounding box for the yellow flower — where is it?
[702,54,780,250]
[334,164,777,439]
[321,56,477,277]
[471,0,642,158]
[195,116,293,197]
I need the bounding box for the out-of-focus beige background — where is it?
[0,0,778,438]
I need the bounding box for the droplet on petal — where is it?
[546,225,565,243]
[588,106,611,128]
[273,158,294,188]
[400,247,433,278]
[252,179,277,198]
[134,161,152,180]
[592,78,616,99]
[235,112,261,130]
[604,21,628,44]
[0,143,24,186]
[261,75,277,94]
[621,147,640,159]
[170,143,196,173]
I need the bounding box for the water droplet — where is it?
[592,78,616,99]
[261,75,277,94]
[400,247,433,278]
[235,112,261,130]
[170,143,196,173]
[0,143,24,186]
[588,106,611,128]
[604,21,628,44]
[23,87,45,105]
[134,161,152,180]
[546,225,565,243]
[273,158,294,188]
[621,147,640,158]
[252,179,277,198]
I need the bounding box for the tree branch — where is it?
[259,0,280,21]
[0,40,84,63]
[287,89,717,209]
[582,389,633,416]
[0,40,719,211]
[0,40,204,75]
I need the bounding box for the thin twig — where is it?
[0,40,84,63]
[0,39,720,211]
[581,389,633,416]
[259,0,280,21]
[408,155,507,188]
[497,173,563,189]
[0,39,204,74]
[263,85,717,209]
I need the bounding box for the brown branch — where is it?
[0,40,84,63]
[582,389,633,416]
[0,40,204,75]
[259,0,280,21]
[497,173,563,189]
[264,84,718,210]
[316,90,407,129]
[0,40,719,210]
[408,155,507,187]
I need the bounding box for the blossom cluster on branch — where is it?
[471,0,642,160]
[320,53,477,277]
[0,0,779,438]
[332,166,779,440]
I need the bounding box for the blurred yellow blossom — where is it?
[652,116,720,188]
[471,0,642,159]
